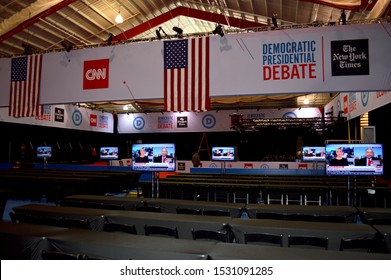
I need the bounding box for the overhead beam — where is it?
[115,6,266,41]
[0,0,78,44]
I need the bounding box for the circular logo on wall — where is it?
[282,112,297,118]
[337,99,342,113]
[361,92,369,107]
[317,164,325,170]
[202,114,216,129]
[209,163,218,168]
[72,110,82,126]
[260,164,269,169]
[133,116,145,130]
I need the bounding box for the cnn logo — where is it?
[83,59,109,90]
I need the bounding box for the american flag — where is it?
[164,37,210,112]
[9,54,43,117]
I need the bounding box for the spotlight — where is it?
[172,26,183,38]
[156,29,162,40]
[108,33,114,45]
[212,25,224,37]
[60,40,74,52]
[22,43,34,55]
[156,27,167,40]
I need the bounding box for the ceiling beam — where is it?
[115,6,267,41]
[0,0,78,44]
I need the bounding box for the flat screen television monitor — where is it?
[325,143,383,176]
[211,146,236,161]
[302,146,326,162]
[37,146,52,158]
[100,147,119,160]
[131,143,176,172]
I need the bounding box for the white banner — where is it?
[325,91,391,120]
[0,104,114,133]
[117,107,322,133]
[0,23,390,106]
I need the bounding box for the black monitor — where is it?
[325,143,383,176]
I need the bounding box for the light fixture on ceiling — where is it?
[22,43,34,55]
[115,8,123,24]
[60,39,74,52]
[156,27,167,40]
[212,24,224,37]
[172,26,183,38]
[303,96,310,105]
[108,33,114,45]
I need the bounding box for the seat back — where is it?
[135,206,161,213]
[41,250,83,260]
[202,209,230,217]
[314,215,347,223]
[62,217,92,230]
[104,222,137,235]
[339,237,375,252]
[255,212,286,220]
[285,213,315,222]
[288,235,329,250]
[244,232,283,247]
[176,208,202,215]
[84,202,125,210]
[191,229,229,242]
[144,225,179,238]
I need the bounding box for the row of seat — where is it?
[60,200,233,217]
[59,197,391,225]
[244,232,384,252]
[9,211,387,253]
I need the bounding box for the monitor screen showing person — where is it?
[302,146,326,161]
[211,146,236,161]
[325,143,383,176]
[131,143,176,171]
[99,147,119,160]
[37,146,52,158]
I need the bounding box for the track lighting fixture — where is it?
[172,26,183,38]
[213,24,224,37]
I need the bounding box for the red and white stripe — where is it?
[164,37,210,112]
[9,54,43,117]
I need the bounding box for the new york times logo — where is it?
[331,39,369,76]
[177,116,188,128]
[54,107,64,122]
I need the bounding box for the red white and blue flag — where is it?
[9,54,43,117]
[164,37,210,112]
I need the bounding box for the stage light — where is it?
[22,43,34,55]
[213,25,224,37]
[60,40,74,52]
[156,27,167,40]
[172,26,183,38]
[108,33,114,45]
[156,29,162,40]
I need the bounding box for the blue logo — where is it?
[361,92,369,107]
[133,116,145,130]
[209,163,218,168]
[72,110,82,126]
[317,164,325,170]
[260,164,269,169]
[202,114,216,129]
[282,112,297,118]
